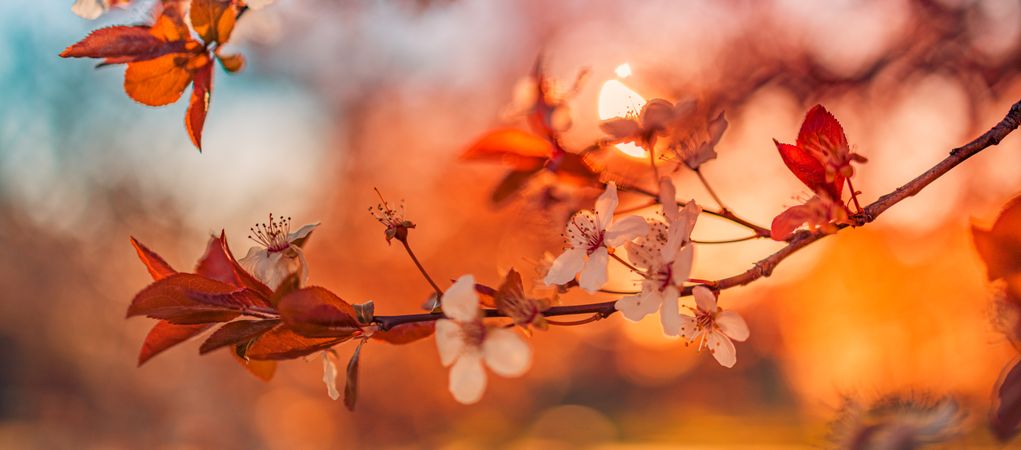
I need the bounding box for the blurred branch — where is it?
[374,98,1021,330]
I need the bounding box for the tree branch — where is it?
[373,99,1021,331]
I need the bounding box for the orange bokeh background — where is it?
[3,0,1021,448]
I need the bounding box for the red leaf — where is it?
[372,321,436,345]
[138,320,211,366]
[60,26,186,62]
[277,287,361,338]
[797,105,849,154]
[550,151,600,187]
[973,195,1021,281]
[245,325,346,360]
[770,204,812,241]
[992,359,1021,442]
[127,273,261,324]
[199,319,280,354]
[186,59,214,150]
[461,128,552,171]
[195,231,273,301]
[130,237,176,281]
[491,168,540,205]
[774,140,842,200]
[344,340,366,411]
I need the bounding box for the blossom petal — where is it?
[441,275,479,322]
[322,351,340,400]
[287,222,320,246]
[600,118,641,140]
[244,0,277,10]
[706,331,737,368]
[435,319,464,367]
[615,290,661,322]
[605,215,650,246]
[72,0,105,20]
[659,177,679,222]
[670,245,694,285]
[482,328,532,377]
[677,314,698,340]
[716,310,749,342]
[674,201,701,240]
[659,286,681,336]
[594,182,619,230]
[577,247,608,292]
[625,221,664,269]
[544,248,586,286]
[448,350,487,404]
[692,285,717,312]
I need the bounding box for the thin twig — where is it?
[599,288,640,295]
[372,99,1021,331]
[610,252,645,275]
[400,238,443,298]
[619,183,772,237]
[546,313,604,326]
[691,235,761,244]
[694,167,727,210]
[846,177,863,213]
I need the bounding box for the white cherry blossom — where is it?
[239,214,319,290]
[544,182,649,292]
[616,177,700,335]
[435,275,532,404]
[678,286,749,368]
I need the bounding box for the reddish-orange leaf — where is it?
[149,5,192,42]
[774,140,842,200]
[124,53,194,106]
[245,325,346,360]
[491,168,541,204]
[461,128,552,171]
[194,231,273,301]
[973,195,1021,280]
[797,105,849,154]
[199,319,280,354]
[992,359,1021,442]
[217,53,245,73]
[191,0,238,45]
[277,287,361,338]
[770,203,812,241]
[59,26,186,62]
[372,321,436,345]
[126,273,261,324]
[138,320,211,366]
[550,151,600,187]
[231,351,277,381]
[129,236,176,281]
[186,59,214,150]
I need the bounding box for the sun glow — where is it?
[598,64,647,158]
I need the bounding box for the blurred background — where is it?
[2,0,1021,448]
